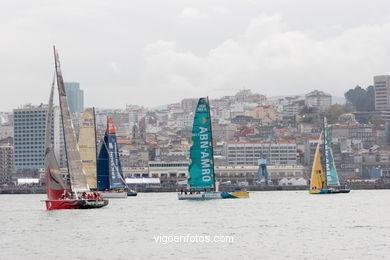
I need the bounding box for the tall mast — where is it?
[207,97,217,191]
[322,117,327,188]
[54,47,71,187]
[54,46,89,193]
[44,74,56,155]
[106,117,111,188]
[93,107,98,178]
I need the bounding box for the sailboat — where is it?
[96,117,136,198]
[309,118,350,194]
[79,109,137,197]
[44,46,108,210]
[178,97,249,200]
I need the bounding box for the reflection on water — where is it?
[1,190,390,259]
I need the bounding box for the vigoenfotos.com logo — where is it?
[154,234,234,244]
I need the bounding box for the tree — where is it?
[299,106,319,124]
[325,104,355,123]
[344,85,374,111]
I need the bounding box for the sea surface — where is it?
[1,190,390,260]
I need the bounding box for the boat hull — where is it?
[178,191,249,200]
[309,188,351,194]
[97,191,127,198]
[335,189,351,193]
[45,199,108,210]
[127,191,138,196]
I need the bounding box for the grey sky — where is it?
[1,0,390,111]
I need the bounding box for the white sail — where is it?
[79,108,97,189]
[54,46,89,193]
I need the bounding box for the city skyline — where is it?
[2,0,390,111]
[2,2,390,259]
[3,88,343,113]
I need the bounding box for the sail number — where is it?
[198,104,207,111]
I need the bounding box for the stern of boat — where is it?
[221,191,249,199]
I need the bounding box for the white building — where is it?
[305,90,332,111]
[278,177,307,186]
[227,142,298,166]
[122,163,306,182]
[374,75,390,111]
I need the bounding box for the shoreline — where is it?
[1,183,390,194]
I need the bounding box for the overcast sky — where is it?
[1,0,390,111]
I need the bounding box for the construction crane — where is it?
[257,141,272,186]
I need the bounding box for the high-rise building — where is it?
[0,143,13,183]
[64,82,84,113]
[13,104,67,170]
[13,104,48,169]
[305,90,332,111]
[374,75,390,111]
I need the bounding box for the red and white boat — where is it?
[44,47,108,210]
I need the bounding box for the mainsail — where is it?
[324,118,340,187]
[97,117,127,190]
[309,133,326,190]
[187,98,215,190]
[97,133,109,190]
[54,46,89,193]
[45,76,67,200]
[79,108,97,189]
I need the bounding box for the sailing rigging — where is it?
[178,97,249,200]
[44,46,108,209]
[309,117,350,194]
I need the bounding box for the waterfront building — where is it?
[0,143,13,183]
[13,104,65,169]
[226,141,298,166]
[13,104,48,169]
[278,177,307,186]
[122,162,306,186]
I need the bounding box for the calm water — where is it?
[1,190,390,259]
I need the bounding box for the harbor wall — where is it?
[2,183,390,194]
